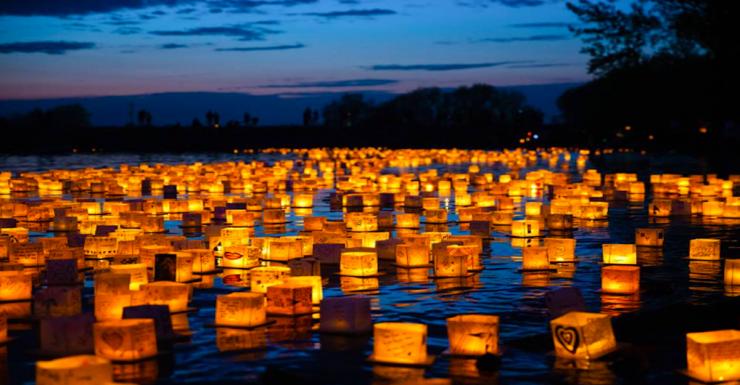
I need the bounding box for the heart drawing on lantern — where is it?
[101,330,124,350]
[555,326,579,353]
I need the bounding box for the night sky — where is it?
[0,0,604,100]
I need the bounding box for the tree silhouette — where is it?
[137,109,152,126]
[303,107,312,126]
[243,112,252,127]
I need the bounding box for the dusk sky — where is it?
[0,0,606,100]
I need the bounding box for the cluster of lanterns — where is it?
[0,148,737,384]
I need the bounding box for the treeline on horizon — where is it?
[0,0,737,167]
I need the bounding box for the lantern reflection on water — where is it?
[686,329,740,383]
[725,259,740,293]
[36,355,112,385]
[371,322,430,365]
[94,319,158,361]
[550,311,616,360]
[446,314,499,356]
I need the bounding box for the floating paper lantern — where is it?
[94,319,158,361]
[221,245,260,269]
[522,246,551,271]
[545,238,576,263]
[447,245,481,271]
[345,212,378,232]
[425,209,447,224]
[303,216,326,231]
[601,266,640,294]
[216,327,267,353]
[602,244,637,265]
[263,209,285,224]
[10,243,45,266]
[689,238,721,260]
[285,276,323,304]
[293,194,314,208]
[446,314,499,356]
[36,355,112,385]
[686,329,740,383]
[319,296,372,334]
[434,252,467,278]
[546,214,573,230]
[525,202,543,217]
[184,248,215,273]
[635,228,664,248]
[110,263,148,290]
[396,244,430,267]
[250,266,291,293]
[140,281,189,312]
[0,270,32,301]
[267,238,303,261]
[34,286,81,318]
[372,323,429,365]
[340,251,378,277]
[550,311,616,360]
[215,292,266,327]
[39,313,95,356]
[266,283,313,316]
[511,220,540,237]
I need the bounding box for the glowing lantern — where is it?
[525,202,543,217]
[340,251,378,277]
[285,276,323,304]
[602,244,637,265]
[446,314,499,356]
[266,283,313,316]
[522,246,551,271]
[293,194,314,208]
[547,214,573,230]
[396,213,420,228]
[110,263,148,290]
[304,216,326,231]
[425,209,447,224]
[250,266,291,293]
[371,323,430,365]
[635,228,664,248]
[36,355,112,385]
[345,212,378,232]
[689,238,721,260]
[319,296,372,334]
[702,201,724,217]
[601,266,640,294]
[215,292,266,327]
[545,238,576,263]
[140,281,189,312]
[221,245,260,269]
[447,245,481,271]
[550,311,616,360]
[267,238,303,261]
[511,220,540,237]
[434,251,467,278]
[724,259,740,288]
[396,244,430,267]
[10,243,45,266]
[686,329,740,383]
[0,270,32,301]
[263,208,286,224]
[184,248,215,273]
[94,319,158,361]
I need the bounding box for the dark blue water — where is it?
[2,152,738,385]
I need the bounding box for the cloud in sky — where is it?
[508,22,571,28]
[150,25,279,41]
[260,78,398,88]
[0,41,95,55]
[476,34,570,43]
[160,43,189,49]
[0,0,318,16]
[300,8,396,18]
[215,43,305,52]
[368,61,529,71]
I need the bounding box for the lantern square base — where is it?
[367,354,436,367]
